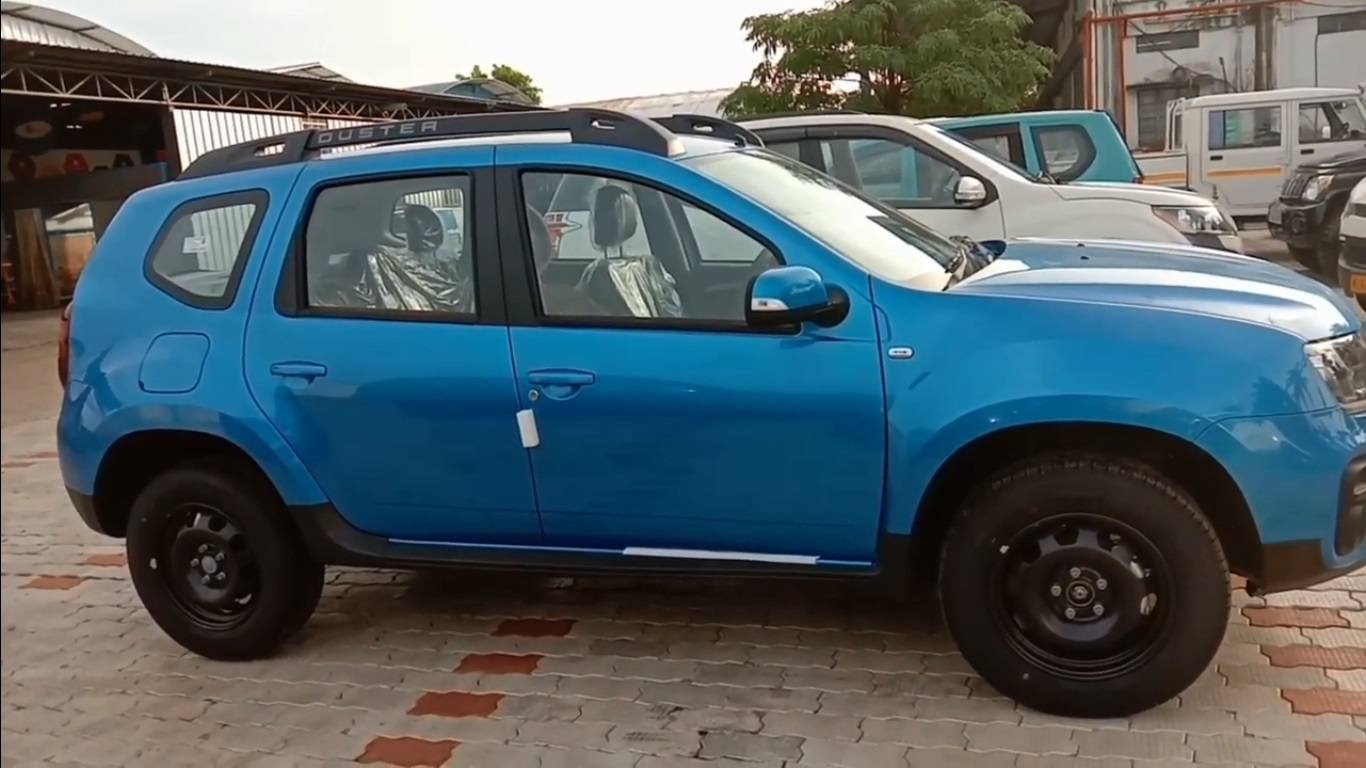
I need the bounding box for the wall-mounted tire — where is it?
[938,456,1229,717]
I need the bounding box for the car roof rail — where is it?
[732,109,866,122]
[651,114,763,147]
[179,108,680,180]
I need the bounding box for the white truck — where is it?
[1135,87,1366,218]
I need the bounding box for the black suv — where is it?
[1270,146,1366,279]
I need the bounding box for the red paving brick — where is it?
[1244,607,1348,628]
[492,618,575,637]
[356,736,459,767]
[1283,689,1366,716]
[22,575,86,590]
[1263,645,1366,670]
[456,652,543,675]
[82,552,127,567]
[1308,741,1366,768]
[408,691,504,718]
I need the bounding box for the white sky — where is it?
[36,0,818,104]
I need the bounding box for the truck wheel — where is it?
[1316,201,1345,281]
[938,456,1229,717]
[1289,246,1320,272]
[126,459,323,660]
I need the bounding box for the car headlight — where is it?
[1307,334,1366,413]
[1303,174,1335,202]
[1152,205,1235,235]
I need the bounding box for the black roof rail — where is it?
[179,108,680,180]
[732,109,865,122]
[651,114,763,147]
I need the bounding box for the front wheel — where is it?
[938,457,1229,717]
[126,459,323,660]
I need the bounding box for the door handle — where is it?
[528,369,596,387]
[269,361,328,380]
[1300,148,1315,155]
[1209,154,1224,161]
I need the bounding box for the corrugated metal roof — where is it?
[557,88,736,117]
[269,62,354,83]
[0,2,152,55]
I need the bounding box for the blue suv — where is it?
[57,110,1366,717]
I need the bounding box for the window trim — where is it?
[274,169,502,325]
[502,163,797,335]
[1029,124,1098,182]
[802,124,999,209]
[1296,100,1359,145]
[144,189,268,310]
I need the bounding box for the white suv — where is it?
[743,113,1242,253]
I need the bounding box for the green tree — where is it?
[456,63,543,105]
[722,0,1054,118]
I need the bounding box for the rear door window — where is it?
[950,124,1026,167]
[147,190,267,309]
[1032,125,1098,181]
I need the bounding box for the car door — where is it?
[1203,102,1289,216]
[1294,98,1366,166]
[244,148,542,544]
[773,125,1006,241]
[494,147,887,563]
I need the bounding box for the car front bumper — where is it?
[1198,407,1366,593]
[1268,198,1330,250]
[1338,235,1366,301]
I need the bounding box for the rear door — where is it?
[244,148,541,544]
[1203,102,1289,216]
[948,123,1030,171]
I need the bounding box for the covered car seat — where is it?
[576,185,682,319]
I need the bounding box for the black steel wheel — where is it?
[127,458,323,660]
[939,456,1229,717]
[992,514,1172,681]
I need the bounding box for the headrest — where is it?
[589,185,640,253]
[403,204,443,253]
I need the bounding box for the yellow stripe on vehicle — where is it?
[1207,167,1283,179]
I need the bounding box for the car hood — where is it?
[1052,181,1214,207]
[953,239,1357,341]
[1300,145,1366,173]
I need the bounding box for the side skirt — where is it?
[292,503,914,589]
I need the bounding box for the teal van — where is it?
[936,110,1143,184]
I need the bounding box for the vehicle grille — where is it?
[1353,202,1366,217]
[1339,455,1366,556]
[1281,172,1311,200]
[1345,236,1366,269]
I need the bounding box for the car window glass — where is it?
[524,171,773,324]
[766,141,802,162]
[966,134,1013,164]
[149,200,259,300]
[1208,106,1282,149]
[304,175,475,315]
[818,137,961,207]
[1034,125,1097,181]
[1299,101,1366,143]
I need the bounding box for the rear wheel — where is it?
[938,456,1229,717]
[126,459,323,660]
[1316,201,1345,281]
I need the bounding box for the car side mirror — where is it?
[746,266,849,328]
[954,176,988,206]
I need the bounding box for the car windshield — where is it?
[684,148,958,286]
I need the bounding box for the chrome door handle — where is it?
[269,361,328,380]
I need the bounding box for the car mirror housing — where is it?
[745,265,848,328]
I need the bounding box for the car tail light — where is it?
[57,303,72,387]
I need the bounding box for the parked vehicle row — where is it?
[57,109,1366,720]
[1269,146,1366,280]
[738,112,1242,252]
[1136,87,1366,218]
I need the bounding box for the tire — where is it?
[126,458,324,660]
[1316,201,1344,280]
[938,456,1229,717]
[1289,245,1320,272]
